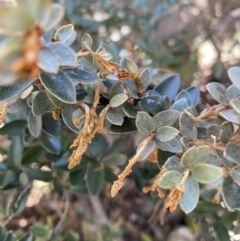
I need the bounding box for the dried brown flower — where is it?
[0,102,8,125]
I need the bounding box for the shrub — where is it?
[0,0,240,240]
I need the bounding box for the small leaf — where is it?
[181,146,197,167]
[102,153,127,166]
[139,68,152,89]
[86,162,104,195]
[19,233,33,241]
[170,98,189,111]
[192,164,223,183]
[228,66,240,91]
[13,189,30,214]
[224,143,240,164]
[158,170,182,189]
[153,110,179,130]
[164,156,184,172]
[122,101,138,118]
[120,58,138,73]
[227,84,240,101]
[219,109,240,124]
[3,231,16,241]
[48,42,77,66]
[28,111,42,138]
[206,82,229,104]
[9,136,22,169]
[155,138,182,153]
[40,132,61,154]
[154,74,180,101]
[139,99,163,116]
[81,33,93,51]
[37,47,59,74]
[26,169,52,182]
[222,176,240,211]
[72,108,84,129]
[136,111,153,135]
[106,108,124,126]
[54,24,74,43]
[230,99,240,113]
[0,79,33,103]
[213,222,230,241]
[180,175,199,213]
[155,126,179,142]
[39,71,76,104]
[230,169,240,185]
[185,86,200,106]
[109,82,124,99]
[194,146,211,165]
[32,91,54,115]
[0,170,13,188]
[220,121,234,145]
[21,146,43,165]
[175,90,193,106]
[0,120,26,136]
[109,93,128,108]
[63,67,99,84]
[42,113,61,136]
[47,92,67,109]
[208,124,221,136]
[180,112,197,140]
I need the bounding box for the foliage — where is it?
[0,0,240,240]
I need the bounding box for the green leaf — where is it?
[32,91,54,115]
[48,42,77,66]
[86,162,104,195]
[63,67,99,84]
[3,231,16,241]
[40,132,61,154]
[62,104,81,133]
[120,58,138,73]
[110,117,137,134]
[164,156,184,172]
[208,124,221,136]
[109,93,128,108]
[0,170,13,188]
[181,146,197,167]
[26,169,52,182]
[0,79,33,103]
[140,68,152,89]
[9,136,22,169]
[213,222,230,241]
[219,109,240,124]
[230,169,240,185]
[224,143,240,164]
[106,108,124,126]
[70,169,86,185]
[13,189,30,214]
[226,84,240,101]
[158,170,182,189]
[139,99,163,116]
[102,153,127,166]
[180,176,199,213]
[170,98,189,111]
[28,111,42,138]
[22,146,43,165]
[194,146,211,165]
[155,138,182,153]
[122,101,137,118]
[228,66,240,91]
[65,230,80,241]
[0,120,26,136]
[18,233,33,241]
[155,126,179,142]
[206,82,229,104]
[136,111,153,135]
[230,99,240,113]
[54,24,74,43]
[42,113,61,136]
[37,47,59,74]
[138,140,156,161]
[220,121,234,145]
[185,86,200,106]
[39,71,76,104]
[180,112,197,140]
[31,223,49,237]
[81,33,93,51]
[175,90,193,106]
[192,164,223,183]
[153,110,179,131]
[153,74,180,101]
[109,82,124,99]
[222,176,240,211]
[47,92,67,109]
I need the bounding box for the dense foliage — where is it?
[0,0,240,240]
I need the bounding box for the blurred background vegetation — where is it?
[1,0,240,240]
